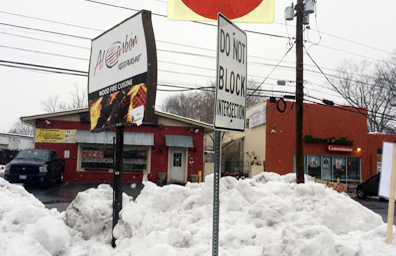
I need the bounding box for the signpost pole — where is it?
[112,125,124,248]
[386,144,396,244]
[212,130,221,256]
[212,13,246,255]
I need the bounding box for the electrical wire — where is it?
[303,48,387,122]
[248,43,295,100]
[0,22,92,40]
[0,45,89,61]
[0,11,104,32]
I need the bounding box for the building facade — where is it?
[21,109,212,184]
[244,99,396,184]
[0,133,34,150]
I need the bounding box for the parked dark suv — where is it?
[356,174,379,199]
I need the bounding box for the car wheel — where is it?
[357,187,366,199]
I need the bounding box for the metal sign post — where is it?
[212,130,221,256]
[112,126,124,248]
[212,13,247,256]
[87,10,157,248]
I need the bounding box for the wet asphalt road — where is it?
[24,180,144,212]
[353,196,396,225]
[23,181,396,225]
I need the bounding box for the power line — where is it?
[0,60,87,74]
[1,31,91,50]
[304,48,370,119]
[248,43,295,100]
[0,45,89,61]
[0,22,92,40]
[0,11,104,32]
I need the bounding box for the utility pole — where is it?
[295,0,305,184]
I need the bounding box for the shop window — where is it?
[347,157,360,181]
[173,152,182,167]
[81,145,148,172]
[307,155,321,179]
[332,156,346,181]
[297,154,361,184]
[321,156,332,180]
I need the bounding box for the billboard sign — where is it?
[167,0,275,23]
[214,13,247,132]
[88,10,157,132]
[379,142,396,199]
[36,129,76,143]
[249,105,266,128]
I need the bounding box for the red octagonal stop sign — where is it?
[168,0,275,23]
[181,0,262,20]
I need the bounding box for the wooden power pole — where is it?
[295,0,305,184]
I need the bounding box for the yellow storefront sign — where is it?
[36,129,76,143]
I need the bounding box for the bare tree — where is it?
[68,84,88,110]
[376,51,396,105]
[160,80,264,151]
[160,79,263,124]
[334,58,396,133]
[8,120,34,136]
[41,84,88,113]
[41,95,61,113]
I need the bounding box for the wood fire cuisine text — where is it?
[93,32,139,76]
[90,83,147,130]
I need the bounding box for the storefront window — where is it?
[81,145,148,172]
[307,155,321,179]
[321,157,332,180]
[347,157,360,181]
[332,156,346,181]
[81,147,113,169]
[295,154,361,184]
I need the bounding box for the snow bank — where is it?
[0,178,71,255]
[111,173,392,256]
[1,172,396,256]
[64,184,114,242]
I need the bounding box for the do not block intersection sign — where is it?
[214,13,247,132]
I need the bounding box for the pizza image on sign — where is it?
[168,0,274,23]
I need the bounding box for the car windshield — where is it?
[16,150,49,161]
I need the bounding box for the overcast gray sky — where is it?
[0,0,395,132]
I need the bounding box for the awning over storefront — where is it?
[165,135,193,148]
[76,131,154,146]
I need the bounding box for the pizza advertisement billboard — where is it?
[88,10,157,132]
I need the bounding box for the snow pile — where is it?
[1,172,396,256]
[65,184,114,241]
[0,178,71,255]
[110,173,391,255]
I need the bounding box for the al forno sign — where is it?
[88,10,157,132]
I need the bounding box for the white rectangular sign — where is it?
[249,105,266,128]
[89,12,147,93]
[214,13,247,132]
[379,142,396,199]
[87,10,157,132]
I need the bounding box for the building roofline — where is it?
[20,108,214,131]
[0,132,33,138]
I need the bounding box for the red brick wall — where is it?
[265,100,369,176]
[366,133,396,179]
[35,119,204,183]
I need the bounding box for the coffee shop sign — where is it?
[304,135,354,146]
